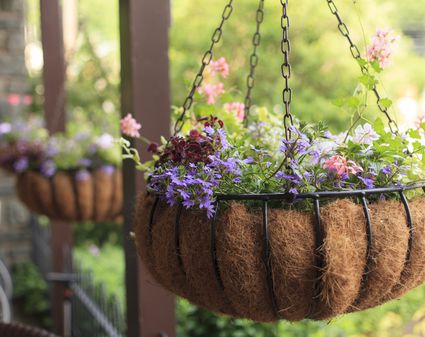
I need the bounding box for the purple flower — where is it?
[216,128,229,149]
[289,187,298,195]
[100,165,115,175]
[204,126,214,136]
[182,199,195,208]
[40,160,56,177]
[243,157,254,165]
[78,158,92,168]
[88,244,100,257]
[358,176,375,189]
[381,165,392,175]
[13,157,28,172]
[76,169,91,182]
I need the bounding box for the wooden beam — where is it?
[119,0,175,336]
[39,1,72,335]
[40,0,66,134]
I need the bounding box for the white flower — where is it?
[94,133,115,149]
[0,123,12,135]
[353,123,379,145]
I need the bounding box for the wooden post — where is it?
[40,0,66,133]
[40,1,72,335]
[119,0,176,336]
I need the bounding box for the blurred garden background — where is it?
[2,0,425,336]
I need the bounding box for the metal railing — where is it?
[71,261,126,337]
[31,219,126,337]
[0,258,12,323]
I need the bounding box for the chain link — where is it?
[243,0,265,125]
[173,0,234,135]
[326,0,398,134]
[281,0,293,140]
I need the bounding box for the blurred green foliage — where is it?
[170,0,425,132]
[12,262,51,328]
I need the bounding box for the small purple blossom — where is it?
[13,157,28,172]
[358,176,375,189]
[204,126,214,136]
[289,187,298,195]
[76,169,91,182]
[78,158,92,167]
[100,165,115,175]
[40,160,56,177]
[381,165,392,175]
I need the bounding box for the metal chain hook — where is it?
[173,0,234,136]
[281,0,293,140]
[326,0,399,134]
[243,0,265,126]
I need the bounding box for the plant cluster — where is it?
[0,114,121,177]
[122,28,425,217]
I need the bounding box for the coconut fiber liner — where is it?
[16,169,123,222]
[134,195,425,322]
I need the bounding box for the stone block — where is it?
[7,31,24,51]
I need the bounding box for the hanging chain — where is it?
[243,0,265,125]
[173,0,234,136]
[326,0,399,134]
[281,0,293,141]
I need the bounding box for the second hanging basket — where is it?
[134,189,425,322]
[16,168,122,222]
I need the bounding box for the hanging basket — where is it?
[131,0,425,322]
[135,185,425,322]
[16,168,122,222]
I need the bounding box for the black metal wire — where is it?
[308,197,324,318]
[262,201,280,318]
[360,195,373,281]
[399,191,414,263]
[326,0,399,134]
[175,203,185,272]
[243,0,265,125]
[210,201,225,289]
[148,197,160,243]
[173,0,234,135]
[216,183,425,201]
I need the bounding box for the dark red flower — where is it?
[147,142,159,154]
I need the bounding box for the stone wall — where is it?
[0,0,31,267]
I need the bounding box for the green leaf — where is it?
[370,60,383,73]
[332,98,346,107]
[379,98,393,109]
[359,74,378,90]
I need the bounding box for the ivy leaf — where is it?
[359,74,378,90]
[357,58,368,68]
[332,98,346,107]
[379,98,393,109]
[370,60,383,73]
[347,96,361,108]
[373,118,385,135]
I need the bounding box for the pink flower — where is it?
[323,155,363,178]
[367,29,399,69]
[120,113,141,138]
[23,95,33,105]
[199,83,225,105]
[209,57,229,78]
[8,94,20,106]
[224,102,245,121]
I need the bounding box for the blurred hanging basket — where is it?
[130,0,425,322]
[16,167,122,222]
